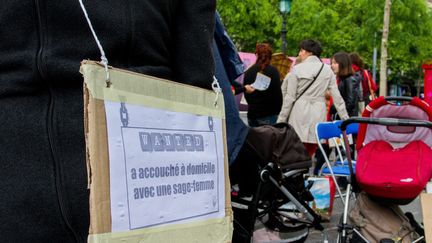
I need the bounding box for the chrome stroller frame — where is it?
[338,109,432,243]
[231,139,325,243]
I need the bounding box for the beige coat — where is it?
[277,56,349,143]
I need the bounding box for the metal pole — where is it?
[373,32,377,81]
[373,47,377,81]
[281,14,287,55]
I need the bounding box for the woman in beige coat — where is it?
[277,40,349,156]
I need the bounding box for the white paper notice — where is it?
[240,94,248,105]
[251,72,271,91]
[104,101,225,232]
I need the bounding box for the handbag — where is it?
[364,70,376,101]
[306,176,336,221]
[286,63,324,119]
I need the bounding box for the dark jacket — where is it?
[243,64,283,119]
[213,41,248,165]
[338,74,361,117]
[0,1,215,242]
[213,13,248,165]
[214,12,244,83]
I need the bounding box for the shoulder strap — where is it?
[363,70,376,98]
[285,63,324,120]
[295,63,324,101]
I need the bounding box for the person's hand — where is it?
[341,115,350,121]
[244,85,255,94]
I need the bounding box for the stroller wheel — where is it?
[258,206,308,233]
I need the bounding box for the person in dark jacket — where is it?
[0,1,216,242]
[243,43,283,127]
[349,52,378,107]
[330,51,362,118]
[330,52,359,180]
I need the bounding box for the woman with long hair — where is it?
[331,51,362,118]
[350,52,378,107]
[243,43,283,127]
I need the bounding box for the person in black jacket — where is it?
[330,52,359,184]
[243,43,283,127]
[330,51,362,118]
[0,1,216,242]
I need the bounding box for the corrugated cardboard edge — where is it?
[84,83,112,234]
[82,60,233,242]
[421,193,432,242]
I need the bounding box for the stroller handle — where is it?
[384,96,413,102]
[340,117,432,131]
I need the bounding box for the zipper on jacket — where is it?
[35,0,47,80]
[35,1,82,241]
[47,86,82,242]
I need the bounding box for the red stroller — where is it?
[355,96,432,203]
[338,96,432,242]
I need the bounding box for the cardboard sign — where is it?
[421,193,432,243]
[81,61,232,242]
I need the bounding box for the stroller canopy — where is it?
[354,96,432,201]
[356,96,432,150]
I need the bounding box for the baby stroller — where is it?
[338,96,432,243]
[230,122,326,243]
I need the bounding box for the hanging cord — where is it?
[78,0,111,87]
[212,76,222,107]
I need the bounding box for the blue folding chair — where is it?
[315,120,359,205]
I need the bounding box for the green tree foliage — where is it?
[217,0,432,85]
[216,0,281,51]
